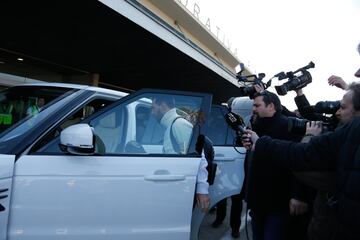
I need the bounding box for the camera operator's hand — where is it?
[289,198,308,216]
[241,130,259,151]
[254,83,265,93]
[306,121,323,137]
[328,75,348,90]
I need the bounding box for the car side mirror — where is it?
[59,124,95,155]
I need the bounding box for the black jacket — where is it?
[294,94,312,119]
[255,116,360,239]
[246,112,312,211]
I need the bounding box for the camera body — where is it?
[314,101,340,115]
[237,73,269,99]
[236,63,270,99]
[287,116,338,135]
[287,99,340,135]
[275,62,315,96]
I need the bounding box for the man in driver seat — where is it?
[151,96,192,154]
[151,96,210,213]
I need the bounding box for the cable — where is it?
[233,137,246,154]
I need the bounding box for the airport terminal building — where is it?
[0,0,250,103]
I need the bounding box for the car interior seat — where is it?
[94,112,121,153]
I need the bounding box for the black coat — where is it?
[255,116,360,239]
[246,112,311,211]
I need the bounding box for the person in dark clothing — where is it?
[292,80,356,240]
[294,88,316,120]
[246,90,313,240]
[212,192,244,238]
[242,82,360,240]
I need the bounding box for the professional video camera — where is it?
[314,100,340,115]
[236,63,271,99]
[287,100,340,135]
[274,61,315,96]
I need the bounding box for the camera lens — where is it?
[314,101,340,114]
[288,117,307,135]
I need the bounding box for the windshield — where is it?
[0,86,78,136]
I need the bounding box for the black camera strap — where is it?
[169,116,182,153]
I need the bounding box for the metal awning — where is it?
[0,0,242,103]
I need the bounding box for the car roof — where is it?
[12,82,128,97]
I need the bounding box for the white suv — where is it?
[0,83,248,240]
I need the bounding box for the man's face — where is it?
[253,96,274,118]
[151,100,163,122]
[336,90,355,124]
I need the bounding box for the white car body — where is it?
[0,84,249,240]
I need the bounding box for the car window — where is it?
[206,107,228,145]
[0,86,77,137]
[205,106,236,146]
[33,98,113,153]
[225,123,237,145]
[89,92,204,155]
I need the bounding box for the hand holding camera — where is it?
[305,121,323,137]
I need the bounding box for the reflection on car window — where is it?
[90,93,204,155]
[207,107,228,145]
[205,106,237,146]
[34,98,113,153]
[0,86,77,136]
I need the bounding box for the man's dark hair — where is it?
[348,82,360,111]
[153,95,175,108]
[254,90,282,112]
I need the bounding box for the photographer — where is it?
[242,81,360,240]
[295,120,338,240]
[255,83,299,118]
[246,90,313,240]
[294,77,350,240]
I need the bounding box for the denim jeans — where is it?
[250,209,289,240]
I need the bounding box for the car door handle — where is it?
[144,175,186,182]
[0,188,9,202]
[215,157,235,162]
[0,193,8,211]
[0,195,8,200]
[0,188,8,194]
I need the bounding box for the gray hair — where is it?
[348,82,360,111]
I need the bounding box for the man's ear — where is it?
[268,102,275,111]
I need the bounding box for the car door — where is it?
[8,89,212,240]
[0,155,15,240]
[191,105,247,239]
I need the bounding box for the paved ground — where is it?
[199,199,253,240]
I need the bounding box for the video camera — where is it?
[287,100,340,135]
[314,101,340,115]
[236,63,271,99]
[274,61,315,96]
